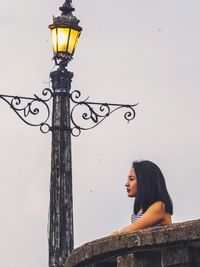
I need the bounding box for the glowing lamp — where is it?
[49,0,82,62]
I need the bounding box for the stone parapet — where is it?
[65,219,200,267]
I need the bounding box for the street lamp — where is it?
[0,1,138,267]
[49,0,82,65]
[48,2,83,266]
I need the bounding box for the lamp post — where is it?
[48,2,82,266]
[0,1,138,267]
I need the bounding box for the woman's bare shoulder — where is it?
[147,201,165,213]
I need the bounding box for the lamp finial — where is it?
[59,0,75,15]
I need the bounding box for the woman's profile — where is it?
[113,160,173,235]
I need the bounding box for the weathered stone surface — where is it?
[65,219,200,267]
[117,254,136,267]
[161,246,190,266]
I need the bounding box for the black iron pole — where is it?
[49,63,74,267]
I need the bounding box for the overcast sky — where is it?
[0,0,200,266]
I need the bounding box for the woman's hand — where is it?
[111,230,120,235]
[111,230,124,235]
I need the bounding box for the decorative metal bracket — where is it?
[0,88,138,135]
[70,90,138,137]
[0,88,53,133]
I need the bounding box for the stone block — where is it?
[161,246,191,266]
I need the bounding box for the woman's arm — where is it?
[114,201,166,235]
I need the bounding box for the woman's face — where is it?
[125,168,137,197]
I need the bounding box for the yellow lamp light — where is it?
[49,1,82,62]
[50,27,80,56]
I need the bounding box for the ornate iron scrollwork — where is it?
[70,90,138,137]
[0,88,53,133]
[0,88,138,135]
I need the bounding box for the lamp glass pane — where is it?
[51,28,57,53]
[68,29,79,54]
[57,28,70,52]
[74,34,80,50]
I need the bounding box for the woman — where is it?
[113,160,173,234]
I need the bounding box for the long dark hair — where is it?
[132,160,173,215]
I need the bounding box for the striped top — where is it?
[131,210,161,227]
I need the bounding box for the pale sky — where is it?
[0,1,200,267]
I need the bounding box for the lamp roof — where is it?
[49,0,82,32]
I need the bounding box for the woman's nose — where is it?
[125,181,129,187]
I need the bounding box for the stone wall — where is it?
[65,219,200,267]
